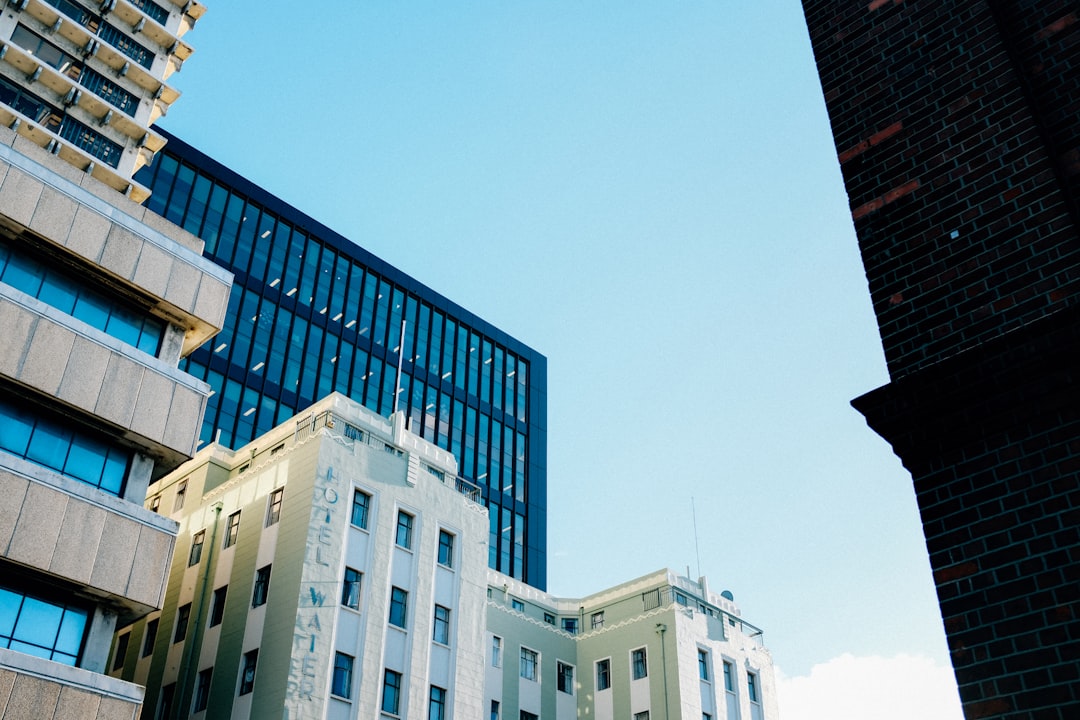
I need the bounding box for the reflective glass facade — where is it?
[135,131,548,587]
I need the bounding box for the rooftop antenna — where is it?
[692,496,702,579]
[393,319,406,415]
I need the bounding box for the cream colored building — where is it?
[0,1,229,718]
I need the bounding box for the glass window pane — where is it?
[26,422,70,472]
[12,597,62,647]
[63,439,107,485]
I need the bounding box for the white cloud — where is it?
[776,653,963,720]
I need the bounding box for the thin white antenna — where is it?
[393,319,406,415]
[692,496,702,578]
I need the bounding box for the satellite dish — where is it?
[720,590,734,601]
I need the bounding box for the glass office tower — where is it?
[135,131,548,588]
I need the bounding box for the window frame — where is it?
[596,658,611,691]
[698,648,710,681]
[557,660,574,694]
[209,585,227,627]
[252,565,271,608]
[173,603,191,644]
[519,646,539,682]
[331,652,354,699]
[239,649,258,695]
[748,670,760,703]
[491,635,502,668]
[429,685,447,720]
[188,529,205,566]
[142,618,158,657]
[223,511,241,548]
[395,510,414,549]
[631,647,648,680]
[111,632,129,671]
[437,528,455,567]
[351,489,371,529]
[433,604,451,645]
[193,667,213,712]
[381,669,402,715]
[265,487,283,526]
[591,610,604,629]
[342,567,362,610]
[388,586,408,628]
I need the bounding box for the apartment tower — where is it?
[0,0,231,717]
[799,2,1080,718]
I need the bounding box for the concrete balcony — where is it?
[0,648,143,719]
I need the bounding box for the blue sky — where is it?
[162,2,962,716]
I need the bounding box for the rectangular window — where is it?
[381,669,402,715]
[544,612,555,625]
[433,605,450,645]
[159,683,174,719]
[698,649,710,681]
[748,671,760,703]
[490,700,500,720]
[520,713,538,720]
[209,586,227,627]
[351,489,371,528]
[342,568,362,610]
[511,598,525,613]
[331,652,353,699]
[591,611,604,629]
[557,661,574,694]
[395,510,413,548]
[173,480,187,511]
[429,685,447,720]
[223,511,241,548]
[239,649,258,695]
[252,565,271,607]
[634,713,651,720]
[389,586,408,628]
[437,529,455,567]
[188,530,204,566]
[266,487,283,526]
[723,661,735,692]
[149,495,160,513]
[632,647,648,680]
[174,604,190,643]
[596,659,611,691]
[491,635,502,667]
[520,647,538,681]
[111,632,128,671]
[561,617,577,634]
[142,618,158,657]
[194,667,212,712]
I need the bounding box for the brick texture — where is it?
[801,1,1080,718]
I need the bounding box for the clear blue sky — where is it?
[162,2,960,715]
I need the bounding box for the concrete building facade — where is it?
[0,1,232,717]
[114,395,776,720]
[799,2,1080,718]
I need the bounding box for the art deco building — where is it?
[799,2,1080,717]
[0,0,231,717]
[111,394,775,720]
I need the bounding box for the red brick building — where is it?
[799,2,1079,718]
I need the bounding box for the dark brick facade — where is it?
[800,1,1080,718]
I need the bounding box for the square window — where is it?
[209,586,227,627]
[520,647,538,681]
[389,586,408,628]
[173,604,190,643]
[351,490,371,529]
[438,529,454,567]
[591,611,604,629]
[266,487,283,526]
[433,604,450,645]
[239,649,257,695]
[194,667,212,712]
[252,565,271,607]
[142,618,158,657]
[342,567,362,610]
[395,510,413,548]
[381,669,402,715]
[223,511,241,548]
[562,617,577,634]
[188,530,205,566]
[596,658,611,691]
[511,598,525,613]
[632,647,648,680]
[557,661,574,694]
[331,652,353,699]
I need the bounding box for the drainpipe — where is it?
[175,501,223,718]
[656,622,670,720]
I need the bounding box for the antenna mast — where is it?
[692,496,702,578]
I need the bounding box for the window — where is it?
[634,713,651,720]
[111,632,129,671]
[239,649,258,695]
[491,635,502,667]
[596,659,611,691]
[561,617,577,634]
[591,611,604,629]
[194,667,212,712]
[723,661,735,692]
[188,530,205,566]
[159,683,175,719]
[520,647,538,681]
[351,490,370,528]
[142,618,158,657]
[632,647,648,680]
[209,586,227,627]
[382,669,402,715]
[675,592,688,606]
[698,649,710,681]
[389,586,408,628]
[174,604,190,643]
[252,565,271,607]
[437,529,455,567]
[223,511,241,548]
[331,652,353,699]
[748,671,760,703]
[266,487,283,526]
[557,661,574,694]
[704,715,712,720]
[490,700,500,720]
[520,713,538,720]
[173,480,187,511]
[429,685,447,720]
[149,495,160,513]
[342,568,362,610]
[511,598,525,613]
[396,510,414,548]
[544,612,555,625]
[433,605,451,645]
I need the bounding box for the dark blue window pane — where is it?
[1,252,46,294]
[0,408,33,456]
[64,438,108,484]
[26,423,71,468]
[36,277,79,315]
[71,292,110,330]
